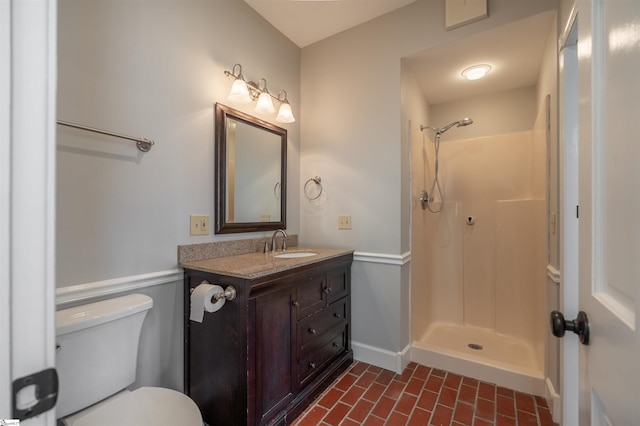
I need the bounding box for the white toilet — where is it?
[55,293,202,426]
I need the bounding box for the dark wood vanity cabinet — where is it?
[184,253,353,426]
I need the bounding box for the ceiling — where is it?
[244,1,556,106]
[244,0,418,48]
[404,11,556,105]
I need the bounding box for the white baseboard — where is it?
[399,344,412,372]
[352,341,412,374]
[545,377,561,423]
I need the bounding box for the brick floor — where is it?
[292,361,557,426]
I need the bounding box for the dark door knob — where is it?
[550,310,590,345]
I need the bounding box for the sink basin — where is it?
[274,251,318,259]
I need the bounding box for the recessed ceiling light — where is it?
[461,64,492,80]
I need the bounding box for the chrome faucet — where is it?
[270,229,288,252]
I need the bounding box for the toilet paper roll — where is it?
[190,283,225,323]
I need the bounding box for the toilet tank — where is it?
[55,294,153,418]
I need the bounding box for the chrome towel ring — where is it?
[304,176,323,200]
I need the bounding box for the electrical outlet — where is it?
[338,215,352,230]
[190,214,209,236]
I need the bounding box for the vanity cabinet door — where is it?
[254,286,296,425]
[326,266,349,304]
[294,273,327,319]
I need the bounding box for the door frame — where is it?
[558,4,579,426]
[1,0,58,423]
[1,0,11,415]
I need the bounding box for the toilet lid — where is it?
[65,387,202,426]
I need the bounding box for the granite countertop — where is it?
[180,247,353,279]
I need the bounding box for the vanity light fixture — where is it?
[275,91,295,123]
[254,79,276,114]
[226,64,252,104]
[461,64,492,80]
[224,63,296,123]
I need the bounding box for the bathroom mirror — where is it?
[215,103,286,234]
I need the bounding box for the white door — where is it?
[1,0,58,424]
[576,0,640,423]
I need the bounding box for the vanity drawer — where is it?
[298,299,347,349]
[297,329,347,388]
[294,274,326,319]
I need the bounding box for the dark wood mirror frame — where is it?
[214,103,287,234]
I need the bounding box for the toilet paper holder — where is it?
[212,285,236,302]
[190,282,237,303]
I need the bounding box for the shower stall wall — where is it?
[411,130,547,396]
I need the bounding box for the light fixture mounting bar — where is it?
[224,65,285,104]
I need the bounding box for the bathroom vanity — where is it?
[182,248,353,426]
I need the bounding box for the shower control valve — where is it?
[419,190,429,210]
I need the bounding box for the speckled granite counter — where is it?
[180,247,353,279]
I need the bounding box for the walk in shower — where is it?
[410,115,548,396]
[403,10,556,398]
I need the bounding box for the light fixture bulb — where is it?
[255,92,275,114]
[461,64,492,81]
[228,79,252,104]
[276,103,295,123]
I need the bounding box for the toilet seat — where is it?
[61,387,202,426]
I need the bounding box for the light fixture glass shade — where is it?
[228,79,252,104]
[255,92,275,114]
[276,103,295,123]
[461,64,491,80]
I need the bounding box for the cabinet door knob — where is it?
[334,313,342,318]
[333,342,341,348]
[323,287,332,293]
[309,362,316,369]
[292,301,299,307]
[308,328,317,334]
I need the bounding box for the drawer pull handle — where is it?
[292,301,299,307]
[334,313,342,318]
[333,342,342,348]
[308,328,317,334]
[309,362,316,369]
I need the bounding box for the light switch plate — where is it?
[338,215,352,230]
[190,214,209,236]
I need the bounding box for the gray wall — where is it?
[57,0,300,286]
[56,0,300,390]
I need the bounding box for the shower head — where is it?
[436,118,473,135]
[419,118,473,134]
